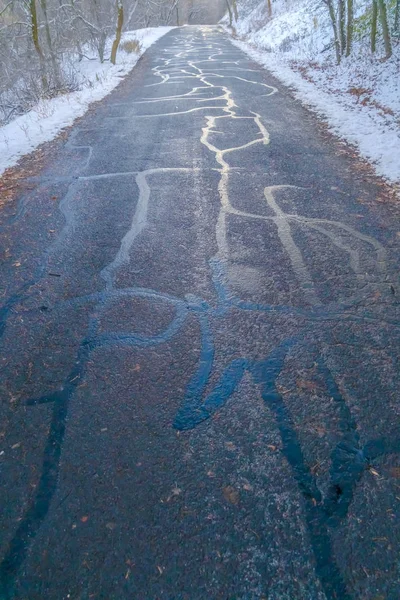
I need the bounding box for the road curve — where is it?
[0,25,400,600]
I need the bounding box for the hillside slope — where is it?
[222,0,400,185]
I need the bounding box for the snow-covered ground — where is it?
[222,0,400,185]
[0,27,174,177]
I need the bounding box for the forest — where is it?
[225,0,399,61]
[222,0,399,183]
[0,0,398,149]
[0,0,224,126]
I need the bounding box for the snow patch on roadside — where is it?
[0,27,174,177]
[221,0,400,185]
[230,37,400,184]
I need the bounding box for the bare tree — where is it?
[377,0,392,58]
[323,0,341,64]
[345,0,353,56]
[40,0,60,83]
[322,0,394,63]
[225,0,232,25]
[371,0,378,52]
[29,0,47,85]
[110,0,123,64]
[338,0,346,54]
[231,0,238,20]
[0,0,225,126]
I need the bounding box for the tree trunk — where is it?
[110,0,124,65]
[345,0,353,57]
[40,0,60,85]
[377,0,392,58]
[30,0,47,88]
[98,31,107,63]
[76,40,84,62]
[395,0,399,32]
[231,0,238,21]
[176,3,179,26]
[371,0,378,52]
[226,0,232,26]
[325,0,341,64]
[267,0,272,18]
[126,0,139,29]
[338,0,346,55]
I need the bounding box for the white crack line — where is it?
[100,167,201,290]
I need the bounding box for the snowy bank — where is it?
[0,27,174,177]
[222,0,400,185]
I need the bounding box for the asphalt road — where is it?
[1,26,400,600]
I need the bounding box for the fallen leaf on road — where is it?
[224,442,236,451]
[314,426,326,438]
[296,379,318,393]
[223,486,239,505]
[81,516,89,523]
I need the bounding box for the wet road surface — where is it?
[1,26,400,600]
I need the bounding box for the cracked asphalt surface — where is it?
[1,25,400,600]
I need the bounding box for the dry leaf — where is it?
[225,442,236,451]
[296,379,318,393]
[223,485,239,505]
[315,426,326,438]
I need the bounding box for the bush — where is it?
[0,63,80,126]
[120,39,141,54]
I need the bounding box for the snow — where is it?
[222,0,400,184]
[0,27,174,176]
